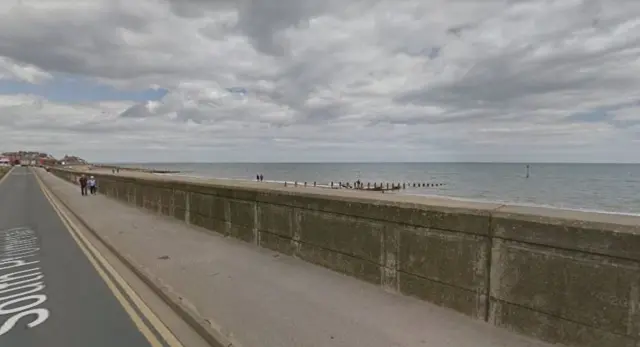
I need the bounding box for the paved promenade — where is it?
[38,168,556,347]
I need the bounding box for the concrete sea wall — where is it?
[49,168,640,347]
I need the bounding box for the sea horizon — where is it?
[103,161,640,165]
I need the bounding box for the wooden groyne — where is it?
[282,181,445,192]
[92,164,181,174]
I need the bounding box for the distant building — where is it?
[0,151,89,166]
[1,151,62,166]
[60,155,88,165]
[39,158,60,166]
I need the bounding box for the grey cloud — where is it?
[35,121,135,134]
[446,23,476,37]
[235,0,331,56]
[300,102,349,124]
[165,0,236,18]
[564,100,640,128]
[166,0,343,56]
[119,103,155,119]
[0,4,189,80]
[118,101,205,123]
[68,122,135,134]
[395,31,640,122]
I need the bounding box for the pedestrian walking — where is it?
[259,174,264,182]
[88,176,97,195]
[79,175,88,196]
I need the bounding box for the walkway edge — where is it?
[36,169,239,347]
[0,166,15,185]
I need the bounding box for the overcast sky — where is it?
[0,0,639,163]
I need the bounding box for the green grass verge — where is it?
[0,166,11,180]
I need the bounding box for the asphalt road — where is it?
[0,167,174,347]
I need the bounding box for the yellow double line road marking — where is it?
[34,170,184,347]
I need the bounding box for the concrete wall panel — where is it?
[399,272,486,319]
[490,239,640,344]
[189,193,213,217]
[257,203,293,238]
[260,232,296,256]
[398,226,488,292]
[227,199,255,228]
[211,197,227,221]
[493,207,640,261]
[489,300,638,347]
[296,209,383,264]
[297,242,381,285]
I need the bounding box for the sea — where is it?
[112,162,640,216]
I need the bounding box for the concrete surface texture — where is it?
[0,167,156,347]
[48,167,640,347]
[38,167,555,347]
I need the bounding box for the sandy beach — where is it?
[67,164,640,225]
[75,165,499,211]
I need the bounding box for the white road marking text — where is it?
[0,227,50,336]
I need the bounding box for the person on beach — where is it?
[256,174,260,181]
[259,174,264,182]
[79,175,88,196]
[88,176,97,195]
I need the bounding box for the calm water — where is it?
[113,162,640,215]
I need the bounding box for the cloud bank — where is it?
[0,0,639,162]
